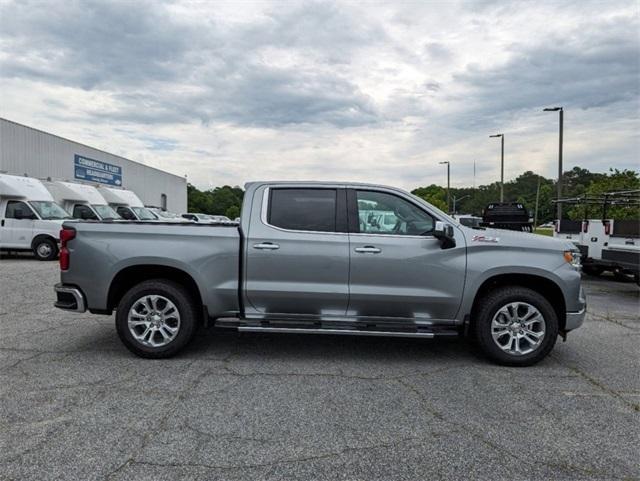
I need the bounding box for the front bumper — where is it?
[565,286,586,331]
[54,283,86,313]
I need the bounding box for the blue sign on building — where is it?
[74,155,123,186]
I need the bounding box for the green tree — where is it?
[566,169,639,220]
[411,185,448,211]
[187,184,244,216]
[225,205,241,219]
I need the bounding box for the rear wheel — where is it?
[473,286,558,366]
[115,279,199,358]
[33,238,58,261]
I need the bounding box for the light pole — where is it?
[453,194,470,215]
[543,107,564,220]
[439,161,450,213]
[489,134,505,202]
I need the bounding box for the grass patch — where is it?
[534,228,554,236]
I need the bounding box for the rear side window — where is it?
[268,188,337,232]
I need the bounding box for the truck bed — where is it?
[61,220,241,316]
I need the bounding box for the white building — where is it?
[0,118,187,212]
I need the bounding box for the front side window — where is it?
[73,204,98,220]
[5,200,37,220]
[268,188,337,232]
[29,201,70,220]
[356,190,434,235]
[116,206,136,220]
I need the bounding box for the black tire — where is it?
[33,237,58,261]
[473,286,558,366]
[582,265,603,277]
[115,279,199,359]
[613,270,633,283]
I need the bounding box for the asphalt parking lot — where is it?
[0,257,638,481]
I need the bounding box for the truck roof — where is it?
[96,186,144,207]
[44,180,109,205]
[244,180,407,190]
[0,173,55,201]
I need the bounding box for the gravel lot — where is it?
[1,257,638,481]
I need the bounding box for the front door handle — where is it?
[354,246,381,254]
[253,242,280,250]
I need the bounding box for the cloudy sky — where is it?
[0,0,638,191]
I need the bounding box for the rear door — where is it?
[347,189,465,321]
[244,186,350,318]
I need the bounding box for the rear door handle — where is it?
[354,246,381,254]
[253,242,280,250]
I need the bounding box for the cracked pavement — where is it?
[0,257,638,481]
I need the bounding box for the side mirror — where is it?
[13,209,24,220]
[434,221,456,249]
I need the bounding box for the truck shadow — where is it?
[186,328,483,365]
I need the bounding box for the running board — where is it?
[236,326,438,338]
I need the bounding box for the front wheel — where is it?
[115,279,199,358]
[33,238,58,261]
[473,286,558,366]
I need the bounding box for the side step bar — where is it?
[237,326,438,338]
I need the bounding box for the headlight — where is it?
[564,250,581,269]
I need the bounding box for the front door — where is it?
[3,200,36,248]
[347,189,465,321]
[244,187,350,318]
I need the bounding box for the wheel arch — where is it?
[31,233,58,250]
[469,273,567,331]
[107,265,204,315]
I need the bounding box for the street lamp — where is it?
[489,134,505,202]
[543,107,564,220]
[453,194,470,215]
[439,161,450,213]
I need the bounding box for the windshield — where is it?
[92,204,121,220]
[29,201,71,220]
[131,206,157,220]
[152,209,180,219]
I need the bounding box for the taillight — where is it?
[59,227,76,271]
[604,221,611,236]
[582,220,589,233]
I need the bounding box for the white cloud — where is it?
[0,0,637,191]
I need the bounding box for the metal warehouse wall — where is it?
[0,118,187,212]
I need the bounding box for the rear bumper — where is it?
[54,283,86,313]
[565,287,586,331]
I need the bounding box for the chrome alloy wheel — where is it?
[491,302,546,356]
[128,295,181,347]
[36,242,52,258]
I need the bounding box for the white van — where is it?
[43,181,121,220]
[97,186,156,221]
[0,174,70,260]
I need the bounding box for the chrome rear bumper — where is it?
[54,284,86,313]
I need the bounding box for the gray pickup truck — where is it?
[54,181,586,366]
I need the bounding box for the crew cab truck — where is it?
[1,174,71,260]
[54,181,586,366]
